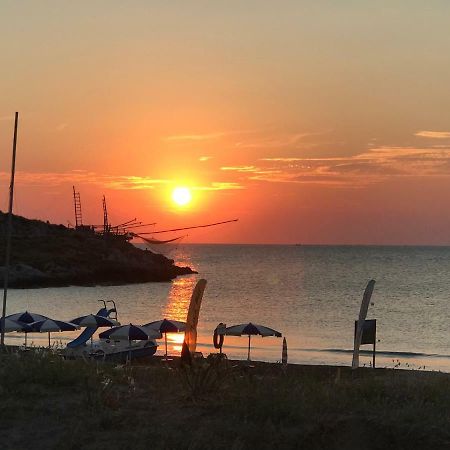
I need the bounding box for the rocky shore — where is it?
[0,213,196,288]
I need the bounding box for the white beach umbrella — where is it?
[223,323,282,361]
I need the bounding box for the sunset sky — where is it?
[1,1,450,244]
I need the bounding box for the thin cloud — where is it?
[235,130,331,149]
[193,182,244,191]
[223,146,450,187]
[221,166,259,173]
[0,170,243,192]
[199,156,212,162]
[415,131,450,139]
[164,132,226,142]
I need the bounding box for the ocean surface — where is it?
[5,244,450,371]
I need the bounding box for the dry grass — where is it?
[1,350,450,449]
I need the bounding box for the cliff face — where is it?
[0,213,195,288]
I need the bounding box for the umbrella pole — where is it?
[128,338,131,364]
[48,332,51,348]
[25,332,27,347]
[247,335,251,361]
[165,333,168,357]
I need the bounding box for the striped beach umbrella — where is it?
[143,319,186,357]
[223,323,282,361]
[99,324,161,341]
[0,317,31,333]
[6,312,49,346]
[29,319,80,347]
[6,311,49,324]
[99,324,162,362]
[71,314,119,328]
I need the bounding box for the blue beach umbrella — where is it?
[99,324,161,341]
[0,318,31,348]
[99,324,161,362]
[223,323,282,361]
[0,317,31,333]
[6,311,49,323]
[143,319,186,357]
[71,314,119,328]
[29,319,80,347]
[6,312,49,346]
[70,314,120,348]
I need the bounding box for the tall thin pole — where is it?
[0,112,19,347]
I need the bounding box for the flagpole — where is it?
[1,112,19,347]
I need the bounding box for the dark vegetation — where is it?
[1,350,450,449]
[0,212,195,288]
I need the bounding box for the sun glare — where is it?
[172,187,192,206]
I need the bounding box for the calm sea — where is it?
[5,245,450,371]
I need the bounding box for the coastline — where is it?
[0,212,196,288]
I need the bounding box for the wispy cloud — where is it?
[193,182,244,191]
[0,170,243,192]
[164,132,226,142]
[220,146,450,187]
[199,156,212,162]
[415,131,450,139]
[234,130,331,149]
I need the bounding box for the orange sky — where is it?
[1,1,450,244]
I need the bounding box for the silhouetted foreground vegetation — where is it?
[1,350,450,449]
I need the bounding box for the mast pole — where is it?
[1,112,19,347]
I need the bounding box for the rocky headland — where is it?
[0,212,195,288]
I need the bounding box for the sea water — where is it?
[6,245,450,371]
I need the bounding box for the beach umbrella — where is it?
[70,314,120,348]
[143,319,186,357]
[99,324,162,362]
[6,312,49,346]
[6,311,49,323]
[223,323,282,361]
[0,317,31,333]
[70,314,119,328]
[99,323,161,341]
[29,319,80,347]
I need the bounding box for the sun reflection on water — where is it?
[162,276,197,321]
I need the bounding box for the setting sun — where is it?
[172,187,192,206]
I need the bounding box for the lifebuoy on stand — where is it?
[213,323,226,353]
